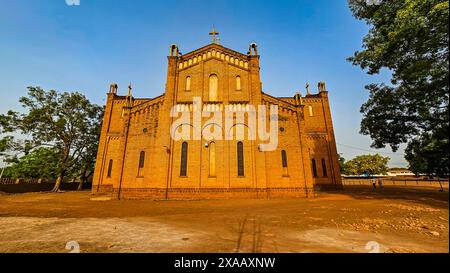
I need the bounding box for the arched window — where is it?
[107,159,113,178]
[180,142,188,177]
[139,151,145,168]
[311,159,318,178]
[209,74,218,101]
[308,105,314,117]
[186,76,191,91]
[138,151,145,177]
[236,75,241,90]
[322,158,328,177]
[237,141,244,177]
[281,150,289,176]
[209,142,216,177]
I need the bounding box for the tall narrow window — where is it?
[322,158,328,177]
[107,159,113,178]
[138,151,145,177]
[180,142,188,177]
[209,142,216,177]
[311,159,318,178]
[237,141,244,177]
[209,74,218,101]
[236,76,241,90]
[186,76,191,91]
[281,150,289,176]
[308,105,314,117]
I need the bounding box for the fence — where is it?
[0,178,92,193]
[0,178,52,185]
[342,177,449,189]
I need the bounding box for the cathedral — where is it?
[92,31,342,200]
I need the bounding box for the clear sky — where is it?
[0,0,407,167]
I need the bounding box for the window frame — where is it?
[209,141,216,177]
[281,150,289,177]
[209,74,219,101]
[321,158,328,177]
[311,158,318,178]
[180,142,188,177]
[185,76,191,91]
[237,141,245,177]
[139,151,146,169]
[107,159,113,178]
[236,75,242,91]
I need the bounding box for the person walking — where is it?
[372,177,377,189]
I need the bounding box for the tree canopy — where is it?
[348,0,449,176]
[3,147,62,179]
[0,87,104,190]
[343,154,390,176]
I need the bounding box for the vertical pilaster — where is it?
[115,101,133,199]
[248,47,267,193]
[160,55,180,196]
[92,91,116,193]
[319,91,343,189]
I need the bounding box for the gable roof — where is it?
[179,43,249,60]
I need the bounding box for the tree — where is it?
[3,147,62,179]
[0,114,34,175]
[0,114,15,160]
[75,108,103,191]
[348,0,449,176]
[405,129,449,177]
[339,155,349,175]
[344,154,390,176]
[2,87,103,191]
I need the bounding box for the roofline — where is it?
[110,93,164,102]
[179,43,250,59]
[262,92,298,108]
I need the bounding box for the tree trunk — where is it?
[77,161,91,191]
[77,177,85,191]
[77,170,87,191]
[53,175,63,192]
[438,177,444,192]
[53,168,67,192]
[53,148,70,192]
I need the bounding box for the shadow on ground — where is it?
[323,185,449,210]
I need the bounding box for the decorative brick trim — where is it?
[109,187,315,200]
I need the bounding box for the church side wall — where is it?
[303,93,342,190]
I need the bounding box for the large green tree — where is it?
[3,147,62,179]
[1,87,103,191]
[344,154,390,176]
[1,114,16,160]
[348,0,449,176]
[1,114,34,173]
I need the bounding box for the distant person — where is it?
[378,178,383,189]
[372,178,377,189]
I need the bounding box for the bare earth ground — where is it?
[0,186,448,253]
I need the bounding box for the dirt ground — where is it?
[0,186,448,253]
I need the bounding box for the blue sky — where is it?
[0,0,407,167]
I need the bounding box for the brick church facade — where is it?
[92,35,342,200]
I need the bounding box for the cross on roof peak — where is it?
[209,26,220,44]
